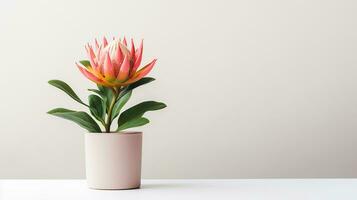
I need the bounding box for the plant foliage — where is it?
[48,77,166,133]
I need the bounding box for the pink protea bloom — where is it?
[76,37,157,87]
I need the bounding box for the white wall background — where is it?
[0,0,356,178]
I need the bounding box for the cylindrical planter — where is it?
[85,132,142,190]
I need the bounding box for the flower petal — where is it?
[116,42,123,62]
[102,36,108,47]
[119,42,131,57]
[94,38,99,49]
[117,55,130,81]
[125,59,157,84]
[96,45,105,73]
[130,38,136,61]
[114,43,123,75]
[103,52,115,78]
[76,63,104,85]
[85,44,97,68]
[122,37,127,46]
[132,39,143,74]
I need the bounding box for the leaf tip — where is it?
[155,102,167,109]
[47,109,56,115]
[48,80,55,85]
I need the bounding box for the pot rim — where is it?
[85,131,142,135]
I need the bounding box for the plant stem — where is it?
[104,88,119,133]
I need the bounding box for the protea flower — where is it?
[76,37,156,87]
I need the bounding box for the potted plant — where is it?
[47,36,166,190]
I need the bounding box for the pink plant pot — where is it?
[85,132,142,190]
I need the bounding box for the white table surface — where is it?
[0,179,356,200]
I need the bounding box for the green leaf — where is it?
[119,77,155,98]
[127,77,155,91]
[97,85,114,109]
[79,60,91,68]
[111,91,132,121]
[118,101,166,128]
[47,108,101,132]
[118,117,150,131]
[48,80,88,107]
[88,89,103,97]
[88,95,106,123]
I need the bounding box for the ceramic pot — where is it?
[85,132,142,189]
